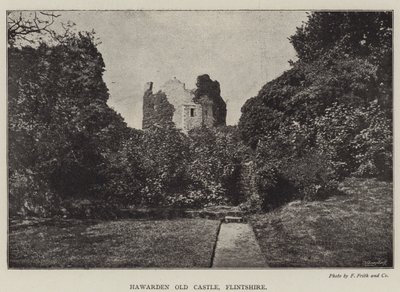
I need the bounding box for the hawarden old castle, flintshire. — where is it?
[142,75,227,132]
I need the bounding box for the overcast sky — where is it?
[57,11,308,129]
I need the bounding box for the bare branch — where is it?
[8,11,64,45]
[40,12,61,18]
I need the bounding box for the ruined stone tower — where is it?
[142,75,227,133]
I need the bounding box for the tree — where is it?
[238,12,392,209]
[289,12,392,111]
[138,127,190,206]
[187,126,247,205]
[8,11,78,47]
[194,74,227,126]
[289,12,392,63]
[8,16,129,216]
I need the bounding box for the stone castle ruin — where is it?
[142,75,227,133]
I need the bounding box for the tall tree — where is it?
[239,11,392,194]
[8,15,128,216]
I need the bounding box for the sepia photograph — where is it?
[7,9,393,270]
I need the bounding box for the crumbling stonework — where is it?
[142,76,227,133]
[142,82,175,129]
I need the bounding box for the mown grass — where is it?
[9,218,220,268]
[249,178,393,267]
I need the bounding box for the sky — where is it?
[56,11,308,129]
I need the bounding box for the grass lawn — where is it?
[249,178,393,267]
[9,218,220,268]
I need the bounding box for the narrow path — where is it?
[212,222,266,268]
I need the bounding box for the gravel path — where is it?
[212,223,266,267]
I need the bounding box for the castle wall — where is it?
[142,78,227,132]
[182,104,203,132]
[142,82,175,129]
[160,78,198,130]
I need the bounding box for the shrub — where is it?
[352,102,392,180]
[252,122,339,210]
[187,126,246,206]
[166,188,227,209]
[137,127,190,206]
[9,170,59,217]
[315,101,392,180]
[60,199,119,219]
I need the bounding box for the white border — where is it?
[1,1,399,292]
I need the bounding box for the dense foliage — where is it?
[8,31,129,217]
[9,12,392,217]
[185,126,247,207]
[8,30,246,215]
[194,74,227,126]
[239,12,392,209]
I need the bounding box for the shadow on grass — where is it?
[249,177,393,267]
[9,218,221,268]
